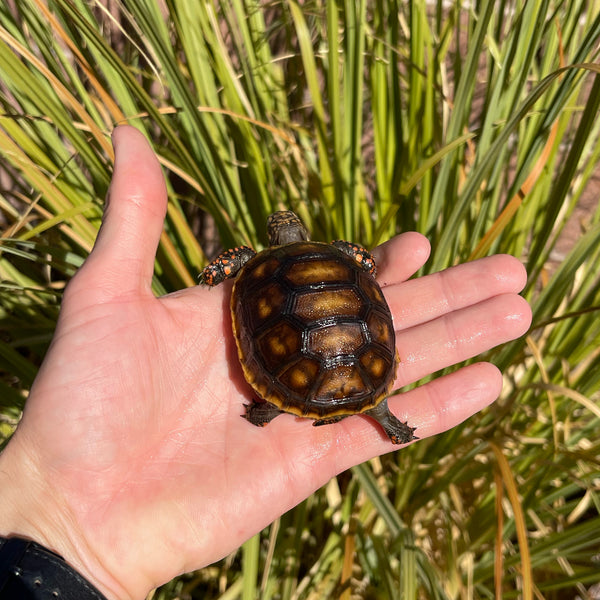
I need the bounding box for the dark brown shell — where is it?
[231,241,398,419]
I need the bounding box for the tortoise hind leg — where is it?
[365,399,418,444]
[243,399,284,427]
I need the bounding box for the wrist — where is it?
[0,432,127,600]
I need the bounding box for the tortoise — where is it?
[200,210,416,444]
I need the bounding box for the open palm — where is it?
[0,126,531,600]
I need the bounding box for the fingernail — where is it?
[106,127,125,209]
[111,126,125,166]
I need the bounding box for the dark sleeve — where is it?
[0,537,109,600]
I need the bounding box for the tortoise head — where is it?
[267,211,310,245]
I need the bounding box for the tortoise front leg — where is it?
[199,246,256,286]
[331,240,376,276]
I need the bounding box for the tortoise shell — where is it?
[230,240,398,420]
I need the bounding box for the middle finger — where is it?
[393,293,531,388]
[386,254,527,330]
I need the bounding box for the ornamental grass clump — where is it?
[1,1,599,598]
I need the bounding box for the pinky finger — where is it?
[321,362,503,473]
[329,362,503,469]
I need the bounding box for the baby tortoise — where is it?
[200,211,416,444]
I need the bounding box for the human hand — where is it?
[0,126,532,600]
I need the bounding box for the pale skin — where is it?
[0,126,532,600]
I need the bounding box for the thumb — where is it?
[78,125,168,297]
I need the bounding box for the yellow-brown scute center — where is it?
[359,349,392,387]
[294,288,362,322]
[315,365,366,400]
[284,259,352,286]
[251,283,286,322]
[279,358,320,396]
[246,256,280,281]
[366,310,393,346]
[257,321,301,371]
[308,323,365,360]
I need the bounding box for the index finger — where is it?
[385,254,528,330]
[372,232,431,285]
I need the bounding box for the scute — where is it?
[358,270,386,304]
[307,322,366,360]
[366,308,396,350]
[359,347,395,387]
[284,258,353,286]
[246,282,287,326]
[256,320,302,372]
[230,240,398,420]
[315,364,367,401]
[294,288,363,322]
[278,358,321,398]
